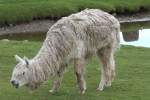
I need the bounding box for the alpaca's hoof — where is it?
[96,87,104,91]
[80,90,85,95]
[105,82,111,87]
[49,89,54,93]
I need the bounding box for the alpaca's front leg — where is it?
[49,76,63,93]
[74,58,86,94]
[49,65,66,93]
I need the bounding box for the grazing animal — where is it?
[10,9,120,94]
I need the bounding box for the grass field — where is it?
[0,40,150,100]
[0,0,150,26]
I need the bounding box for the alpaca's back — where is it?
[68,9,120,49]
[46,9,120,59]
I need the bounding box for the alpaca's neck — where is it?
[28,31,73,86]
[33,39,63,73]
[27,57,54,88]
[29,38,64,82]
[33,34,72,72]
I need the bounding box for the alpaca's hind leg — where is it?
[96,46,115,91]
[74,58,86,94]
[49,65,66,93]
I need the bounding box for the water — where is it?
[0,21,150,48]
[120,21,150,48]
[0,32,46,41]
[120,29,150,48]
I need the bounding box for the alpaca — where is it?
[10,9,120,94]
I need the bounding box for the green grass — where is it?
[0,40,150,100]
[0,0,150,26]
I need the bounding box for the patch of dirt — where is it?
[117,11,150,23]
[0,20,55,35]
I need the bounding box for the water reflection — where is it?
[0,32,46,41]
[121,29,150,48]
[122,30,139,42]
[120,21,150,48]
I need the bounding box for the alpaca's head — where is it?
[10,55,30,88]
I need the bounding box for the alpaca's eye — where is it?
[23,72,25,75]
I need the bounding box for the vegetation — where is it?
[0,0,150,26]
[0,40,150,100]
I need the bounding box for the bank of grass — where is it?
[0,0,150,26]
[0,40,150,100]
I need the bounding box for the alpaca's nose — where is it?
[10,80,19,88]
[11,80,15,84]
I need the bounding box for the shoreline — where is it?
[0,12,150,36]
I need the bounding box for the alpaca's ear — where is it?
[23,56,29,66]
[15,55,24,62]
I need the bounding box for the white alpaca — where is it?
[10,9,120,94]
